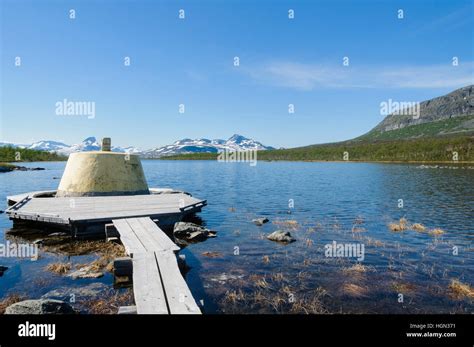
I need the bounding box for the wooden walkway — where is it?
[6,192,206,226]
[110,217,201,315]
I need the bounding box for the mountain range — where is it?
[0,134,275,158]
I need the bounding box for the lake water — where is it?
[1,160,473,313]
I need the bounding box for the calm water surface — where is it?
[1,160,473,313]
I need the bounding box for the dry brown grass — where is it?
[448,280,474,299]
[389,218,408,232]
[44,240,125,258]
[391,282,417,294]
[83,289,134,314]
[342,263,368,275]
[223,289,245,304]
[429,228,445,236]
[342,283,368,297]
[252,290,266,304]
[255,278,270,289]
[351,226,366,233]
[305,239,314,247]
[0,294,25,314]
[411,223,426,232]
[271,272,285,282]
[201,251,222,258]
[289,296,328,314]
[262,255,270,264]
[45,262,71,274]
[273,220,299,230]
[366,237,384,247]
[74,242,126,273]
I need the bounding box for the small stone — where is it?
[0,265,8,276]
[267,230,296,243]
[252,217,269,226]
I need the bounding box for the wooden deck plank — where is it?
[155,250,201,314]
[6,193,206,224]
[132,253,168,314]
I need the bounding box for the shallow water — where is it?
[0,160,473,313]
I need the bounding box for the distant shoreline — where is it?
[152,158,474,165]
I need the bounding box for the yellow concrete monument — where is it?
[56,137,149,197]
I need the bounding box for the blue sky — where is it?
[1,0,473,149]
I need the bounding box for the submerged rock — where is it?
[67,265,104,279]
[42,283,108,301]
[267,230,296,243]
[252,217,269,226]
[5,299,75,314]
[173,222,216,242]
[0,265,8,276]
[209,273,244,285]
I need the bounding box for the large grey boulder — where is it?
[267,230,296,243]
[5,299,75,314]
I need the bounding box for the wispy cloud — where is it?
[244,61,474,90]
[412,5,473,35]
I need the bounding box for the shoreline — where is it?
[153,158,474,165]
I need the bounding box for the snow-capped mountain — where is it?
[141,134,274,158]
[0,137,141,155]
[28,140,70,152]
[0,134,273,157]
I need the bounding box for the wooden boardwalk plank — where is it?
[137,217,180,252]
[132,253,168,314]
[113,217,200,314]
[112,219,147,256]
[155,250,201,314]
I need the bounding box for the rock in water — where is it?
[5,299,75,314]
[42,283,108,301]
[252,217,269,226]
[267,230,296,243]
[0,265,8,276]
[67,265,104,279]
[173,222,215,242]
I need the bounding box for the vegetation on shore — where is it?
[160,134,474,163]
[0,146,66,171]
[354,115,474,142]
[0,146,66,162]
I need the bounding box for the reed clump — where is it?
[388,218,408,232]
[83,289,134,314]
[342,283,368,297]
[45,262,71,274]
[448,280,474,299]
[411,223,426,232]
[429,228,445,236]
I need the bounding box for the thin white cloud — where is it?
[245,61,474,90]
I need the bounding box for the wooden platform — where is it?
[110,217,201,314]
[5,190,206,228]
